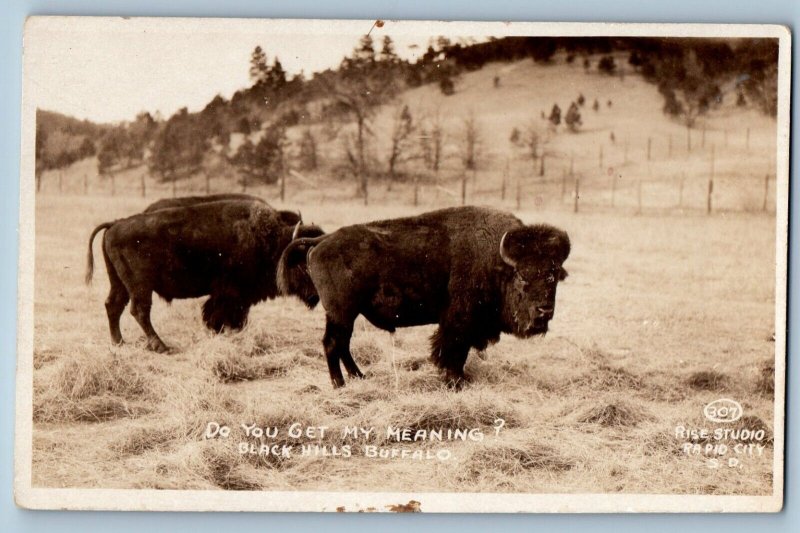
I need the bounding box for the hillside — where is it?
[38,53,777,214]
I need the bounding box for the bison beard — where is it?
[85,199,323,352]
[278,206,570,389]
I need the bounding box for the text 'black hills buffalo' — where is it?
[85,199,323,352]
[278,206,570,389]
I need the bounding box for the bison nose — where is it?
[535,306,554,319]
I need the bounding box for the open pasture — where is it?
[30,193,776,495]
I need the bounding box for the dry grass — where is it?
[33,353,156,423]
[467,442,574,477]
[686,370,730,392]
[350,337,384,366]
[210,353,290,383]
[755,360,775,398]
[576,399,652,428]
[30,79,778,499]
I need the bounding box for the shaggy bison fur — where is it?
[278,206,570,388]
[86,199,323,352]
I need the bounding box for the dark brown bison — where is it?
[278,206,570,388]
[85,199,323,352]
[143,193,268,213]
[144,193,302,226]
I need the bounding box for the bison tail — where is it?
[277,235,327,308]
[85,222,114,285]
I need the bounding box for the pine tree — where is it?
[355,35,375,63]
[269,58,287,89]
[379,36,398,63]
[249,46,269,83]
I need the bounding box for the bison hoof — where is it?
[444,372,469,390]
[147,339,171,353]
[331,377,346,389]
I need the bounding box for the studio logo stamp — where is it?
[703,398,744,423]
[674,399,768,470]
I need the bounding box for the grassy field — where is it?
[30,192,776,495]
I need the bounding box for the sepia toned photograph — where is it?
[15,18,788,512]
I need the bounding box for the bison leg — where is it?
[323,318,361,388]
[341,343,365,381]
[202,294,250,333]
[102,253,129,345]
[430,325,470,389]
[130,291,170,353]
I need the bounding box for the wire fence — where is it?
[37,124,777,215]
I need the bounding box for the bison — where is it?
[278,206,570,388]
[85,199,323,352]
[143,193,269,213]
[143,193,302,226]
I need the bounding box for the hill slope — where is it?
[39,55,777,213]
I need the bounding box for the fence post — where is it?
[539,153,545,177]
[280,171,286,202]
[636,180,642,215]
[461,175,467,206]
[569,153,574,177]
[573,178,580,214]
[707,178,714,214]
[206,172,211,195]
[516,177,521,210]
[686,125,692,153]
[111,173,116,196]
[701,123,706,148]
[707,149,715,214]
[611,174,617,207]
[413,179,419,207]
[141,174,146,198]
[647,137,652,161]
[763,173,770,212]
[502,159,509,200]
[171,175,176,197]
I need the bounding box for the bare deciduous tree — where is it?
[386,104,416,189]
[320,35,398,203]
[419,110,445,180]
[459,111,481,172]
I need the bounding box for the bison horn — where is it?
[499,232,517,268]
[296,210,302,223]
[292,221,301,240]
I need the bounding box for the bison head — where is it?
[277,223,326,308]
[499,224,570,337]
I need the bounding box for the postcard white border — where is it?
[14,17,790,513]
